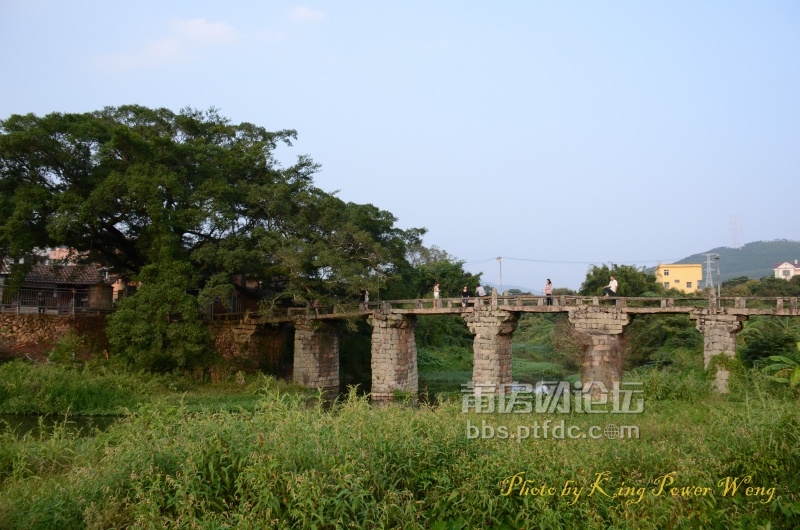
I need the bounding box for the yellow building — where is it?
[654,263,703,293]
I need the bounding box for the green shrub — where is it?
[47,331,83,364]
[627,348,711,401]
[106,261,213,372]
[738,317,800,367]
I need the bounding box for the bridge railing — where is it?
[714,296,798,311]
[205,303,365,322]
[494,294,711,308]
[374,297,491,310]
[493,295,798,311]
[199,295,798,321]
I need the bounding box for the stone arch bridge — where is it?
[217,291,799,399]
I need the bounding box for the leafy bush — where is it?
[738,317,800,367]
[763,341,800,387]
[627,348,711,401]
[415,315,472,349]
[417,349,446,369]
[623,314,703,369]
[47,331,83,364]
[106,261,213,372]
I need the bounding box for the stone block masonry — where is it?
[0,314,75,346]
[462,309,519,391]
[369,311,418,402]
[568,307,630,395]
[694,311,746,392]
[217,322,293,376]
[293,320,339,397]
[694,313,744,368]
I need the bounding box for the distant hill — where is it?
[674,239,800,283]
[483,282,536,295]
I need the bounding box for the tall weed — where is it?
[0,373,798,529]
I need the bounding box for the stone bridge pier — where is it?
[693,312,747,392]
[369,311,419,402]
[220,321,292,376]
[568,307,630,396]
[292,319,340,398]
[462,308,519,392]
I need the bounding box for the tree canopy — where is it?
[578,263,663,297]
[0,105,424,306]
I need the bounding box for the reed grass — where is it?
[0,374,798,529]
[0,360,271,416]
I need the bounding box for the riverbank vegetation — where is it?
[1,368,799,529]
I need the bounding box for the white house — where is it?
[773,260,800,280]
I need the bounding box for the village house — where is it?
[773,260,800,280]
[654,263,704,293]
[0,250,112,314]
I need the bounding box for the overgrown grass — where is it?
[418,314,573,395]
[0,360,271,415]
[511,359,567,383]
[0,375,798,529]
[418,345,473,397]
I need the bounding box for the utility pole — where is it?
[496,257,503,294]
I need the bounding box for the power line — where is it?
[464,256,682,267]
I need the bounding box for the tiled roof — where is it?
[773,261,800,269]
[25,264,104,285]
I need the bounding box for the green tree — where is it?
[0,106,423,307]
[1,106,427,368]
[578,263,662,297]
[747,277,800,297]
[106,261,212,371]
[552,287,577,296]
[392,244,482,300]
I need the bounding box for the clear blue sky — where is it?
[2,1,798,292]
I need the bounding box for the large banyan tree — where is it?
[0,106,425,368]
[0,105,425,306]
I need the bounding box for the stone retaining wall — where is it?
[0,314,73,345]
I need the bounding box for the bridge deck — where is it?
[235,294,798,324]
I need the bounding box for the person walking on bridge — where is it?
[461,285,469,307]
[433,283,440,308]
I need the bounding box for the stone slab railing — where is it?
[205,295,799,322]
